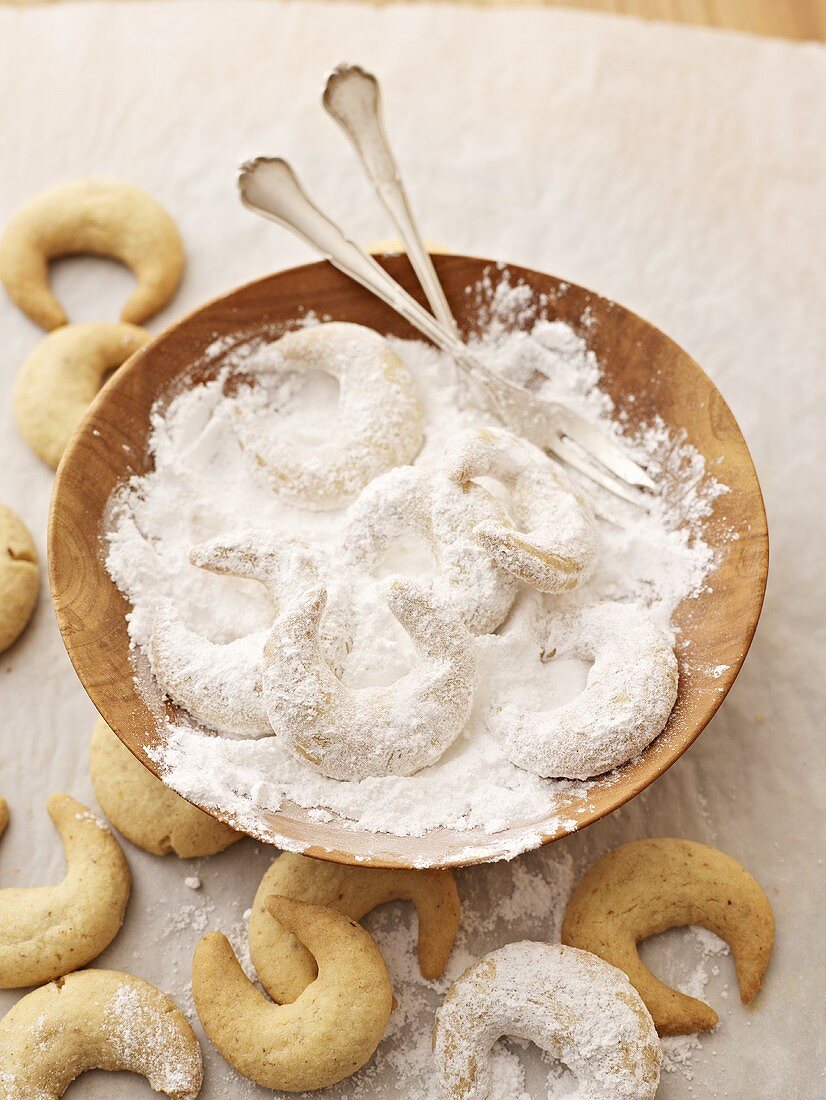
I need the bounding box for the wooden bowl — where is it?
[49,255,768,867]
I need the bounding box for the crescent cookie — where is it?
[0,793,131,988]
[561,838,776,1035]
[149,533,334,737]
[444,426,598,593]
[263,577,477,780]
[248,852,461,1003]
[192,896,393,1092]
[0,504,39,654]
[13,322,150,468]
[233,321,424,509]
[433,941,661,1100]
[0,968,202,1099]
[89,718,241,857]
[0,179,184,331]
[489,602,678,779]
[341,465,519,634]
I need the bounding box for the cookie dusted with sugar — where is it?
[0,179,184,331]
[89,718,241,857]
[263,577,476,779]
[248,852,461,1003]
[340,464,519,634]
[0,969,202,1098]
[0,504,39,654]
[444,426,598,593]
[232,321,424,509]
[149,532,335,737]
[433,941,661,1100]
[561,838,775,1035]
[489,601,678,779]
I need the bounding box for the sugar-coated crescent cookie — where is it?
[0,793,131,988]
[192,896,393,1092]
[341,465,519,634]
[0,968,203,1099]
[89,718,241,857]
[263,577,477,779]
[444,426,598,593]
[433,941,661,1100]
[489,602,678,779]
[149,533,342,738]
[13,322,150,468]
[0,504,39,654]
[561,838,775,1036]
[248,852,461,1003]
[0,179,184,331]
[233,321,424,510]
[150,611,270,737]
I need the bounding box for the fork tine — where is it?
[547,434,655,508]
[551,406,657,491]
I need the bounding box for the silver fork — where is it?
[323,64,459,339]
[238,158,655,504]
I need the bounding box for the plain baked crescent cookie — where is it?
[13,321,150,468]
[0,793,131,989]
[561,838,776,1035]
[340,465,519,634]
[192,896,393,1092]
[0,504,39,654]
[0,968,203,1099]
[89,718,241,857]
[248,852,461,1004]
[0,179,184,331]
[433,941,661,1100]
[232,321,424,509]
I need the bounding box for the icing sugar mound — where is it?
[105,278,724,858]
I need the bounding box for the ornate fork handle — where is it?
[322,63,458,337]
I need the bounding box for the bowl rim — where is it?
[48,254,769,868]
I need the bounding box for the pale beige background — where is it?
[0,2,824,1098]
[2,0,826,41]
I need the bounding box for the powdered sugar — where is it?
[104,274,723,859]
[106,982,202,1099]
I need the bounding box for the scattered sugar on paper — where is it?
[640,925,730,1080]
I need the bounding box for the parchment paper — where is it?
[0,3,824,1096]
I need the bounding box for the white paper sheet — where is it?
[0,3,824,1096]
